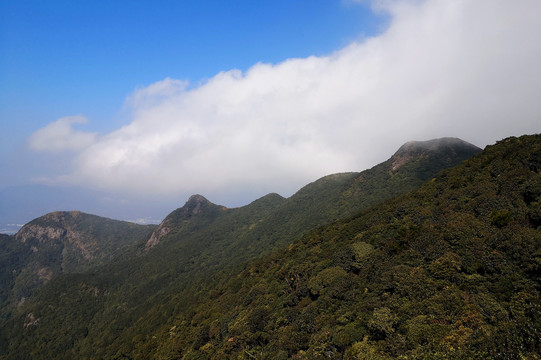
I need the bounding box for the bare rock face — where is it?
[23,312,39,328]
[390,152,416,172]
[187,194,207,215]
[37,267,53,282]
[145,225,170,248]
[16,224,66,244]
[15,211,96,260]
[4,210,155,308]
[10,212,96,299]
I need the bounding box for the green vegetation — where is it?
[140,134,538,359]
[0,234,31,320]
[0,136,497,359]
[15,211,157,273]
[140,137,481,284]
[0,212,156,318]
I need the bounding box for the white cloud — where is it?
[28,115,98,153]
[123,77,189,112]
[34,0,541,204]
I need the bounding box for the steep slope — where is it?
[0,137,482,359]
[0,234,30,320]
[135,134,539,359]
[246,137,481,246]
[145,194,230,248]
[147,138,480,252]
[1,211,156,315]
[105,137,480,310]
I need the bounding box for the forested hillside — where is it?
[0,234,29,320]
[0,137,491,359]
[2,134,535,359]
[138,134,539,359]
[140,137,480,283]
[0,212,156,319]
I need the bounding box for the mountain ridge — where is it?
[0,136,485,359]
[3,135,537,359]
[145,137,481,249]
[129,134,540,359]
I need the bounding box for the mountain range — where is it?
[1,135,539,359]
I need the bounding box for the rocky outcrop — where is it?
[145,225,171,248]
[37,267,53,282]
[23,312,39,328]
[145,194,225,248]
[16,224,66,244]
[15,211,96,260]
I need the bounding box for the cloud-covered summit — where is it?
[29,0,541,204]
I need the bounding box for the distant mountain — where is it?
[0,211,156,317]
[0,184,171,229]
[0,137,484,359]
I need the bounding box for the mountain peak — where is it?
[396,137,480,154]
[15,210,87,242]
[185,194,212,214]
[8,211,154,302]
[145,194,225,249]
[389,137,481,172]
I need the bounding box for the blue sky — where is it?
[1,0,540,225]
[1,1,382,138]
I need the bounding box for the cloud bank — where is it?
[30,0,541,205]
[28,116,97,153]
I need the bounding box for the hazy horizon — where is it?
[2,0,540,227]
